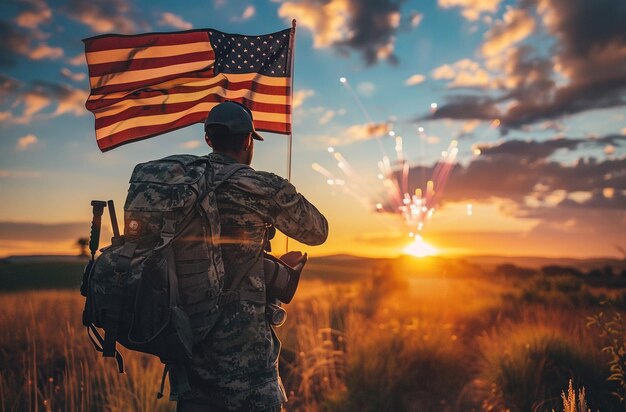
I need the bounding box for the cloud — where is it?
[241,5,256,20]
[293,89,315,108]
[28,43,63,60]
[431,59,492,88]
[438,0,502,21]
[278,0,404,65]
[16,134,38,151]
[0,77,89,122]
[429,0,626,130]
[319,109,347,125]
[1,1,61,65]
[158,12,193,30]
[357,81,376,97]
[68,54,85,66]
[409,11,423,27]
[426,95,500,121]
[180,140,201,149]
[405,74,425,86]
[0,21,32,65]
[481,7,535,57]
[461,119,481,134]
[15,0,52,29]
[65,0,147,33]
[344,122,391,142]
[403,136,626,208]
[61,68,86,82]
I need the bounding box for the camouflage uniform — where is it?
[179,152,328,411]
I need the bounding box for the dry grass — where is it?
[0,258,621,411]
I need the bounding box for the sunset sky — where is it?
[0,0,624,259]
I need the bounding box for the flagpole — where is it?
[285,19,296,253]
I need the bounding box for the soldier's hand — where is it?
[280,251,308,271]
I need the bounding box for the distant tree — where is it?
[76,237,89,257]
[495,264,537,278]
[541,265,583,277]
[587,269,603,278]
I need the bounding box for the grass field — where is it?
[1,256,625,411]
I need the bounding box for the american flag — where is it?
[84,27,294,152]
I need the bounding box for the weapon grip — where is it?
[89,200,107,258]
[107,200,121,238]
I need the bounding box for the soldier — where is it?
[176,101,329,412]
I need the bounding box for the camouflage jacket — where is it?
[184,152,328,410]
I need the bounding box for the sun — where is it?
[403,235,438,258]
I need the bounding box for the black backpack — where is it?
[80,155,263,398]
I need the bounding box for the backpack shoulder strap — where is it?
[211,162,250,189]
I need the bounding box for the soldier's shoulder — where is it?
[231,168,290,193]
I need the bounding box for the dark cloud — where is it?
[475,137,597,162]
[0,222,111,242]
[279,0,407,65]
[428,95,500,121]
[337,0,405,65]
[424,0,626,130]
[0,74,23,100]
[396,137,626,207]
[558,191,626,210]
[0,21,30,66]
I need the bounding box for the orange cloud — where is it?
[278,0,403,65]
[405,74,425,86]
[61,68,86,82]
[278,0,349,48]
[15,1,52,29]
[432,59,492,88]
[158,12,193,30]
[293,89,315,109]
[28,44,63,60]
[481,7,536,57]
[16,134,39,151]
[438,0,502,21]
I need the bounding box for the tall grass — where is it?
[0,258,621,411]
[474,311,613,411]
[0,291,173,412]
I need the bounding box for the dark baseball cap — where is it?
[204,101,264,141]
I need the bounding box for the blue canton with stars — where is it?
[208,28,292,77]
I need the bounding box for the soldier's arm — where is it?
[270,178,328,246]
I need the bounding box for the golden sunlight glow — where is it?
[403,235,438,258]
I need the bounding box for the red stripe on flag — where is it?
[255,120,291,134]
[86,82,290,111]
[88,69,216,96]
[96,112,208,151]
[84,31,210,53]
[87,50,215,77]
[97,113,291,152]
[94,98,289,129]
